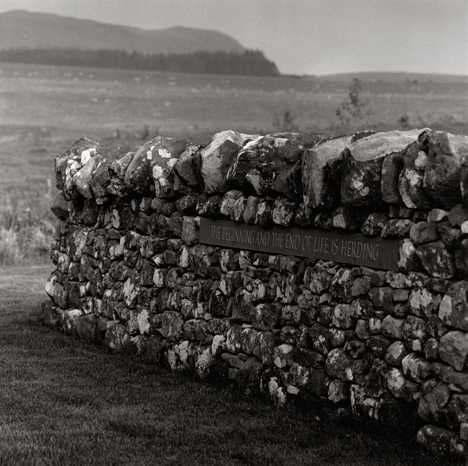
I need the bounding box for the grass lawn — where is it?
[0,265,464,466]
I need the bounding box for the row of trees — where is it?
[0,48,280,77]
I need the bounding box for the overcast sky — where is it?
[0,0,467,76]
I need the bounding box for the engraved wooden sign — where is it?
[199,218,400,271]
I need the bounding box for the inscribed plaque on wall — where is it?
[199,218,400,271]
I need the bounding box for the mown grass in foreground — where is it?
[0,266,464,466]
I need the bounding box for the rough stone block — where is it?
[350,384,383,420]
[51,191,69,220]
[439,281,468,331]
[202,130,255,194]
[386,367,419,402]
[381,315,405,339]
[231,289,255,323]
[272,197,296,226]
[398,139,433,209]
[417,424,465,457]
[410,221,439,246]
[439,330,468,371]
[455,239,468,279]
[366,335,391,358]
[104,322,132,352]
[253,331,279,366]
[124,136,188,196]
[424,131,468,209]
[381,151,403,204]
[409,287,440,319]
[381,219,414,238]
[309,323,331,355]
[403,315,429,352]
[341,129,421,207]
[325,348,365,382]
[173,144,203,188]
[302,136,351,212]
[446,394,468,430]
[398,238,421,273]
[254,201,273,227]
[361,212,388,236]
[304,264,332,294]
[332,303,355,329]
[235,357,265,394]
[416,241,456,279]
[328,379,349,404]
[418,378,451,423]
[292,347,326,369]
[227,133,319,197]
[368,287,393,313]
[273,343,295,369]
[385,341,408,368]
[183,319,209,342]
[251,302,282,331]
[159,311,184,342]
[88,144,134,204]
[181,216,199,247]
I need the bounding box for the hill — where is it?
[0,10,245,55]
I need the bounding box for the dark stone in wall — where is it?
[227,134,301,196]
[416,241,456,280]
[455,239,468,279]
[89,144,134,204]
[55,137,98,193]
[302,136,351,213]
[124,136,189,196]
[423,132,468,210]
[341,130,422,208]
[381,152,403,205]
[174,144,203,189]
[398,139,432,210]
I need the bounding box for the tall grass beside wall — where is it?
[0,184,56,265]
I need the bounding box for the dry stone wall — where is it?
[43,128,468,457]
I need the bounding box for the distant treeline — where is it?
[0,48,280,77]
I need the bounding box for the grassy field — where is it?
[0,265,464,466]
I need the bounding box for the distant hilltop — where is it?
[0,10,280,77]
[0,10,245,55]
